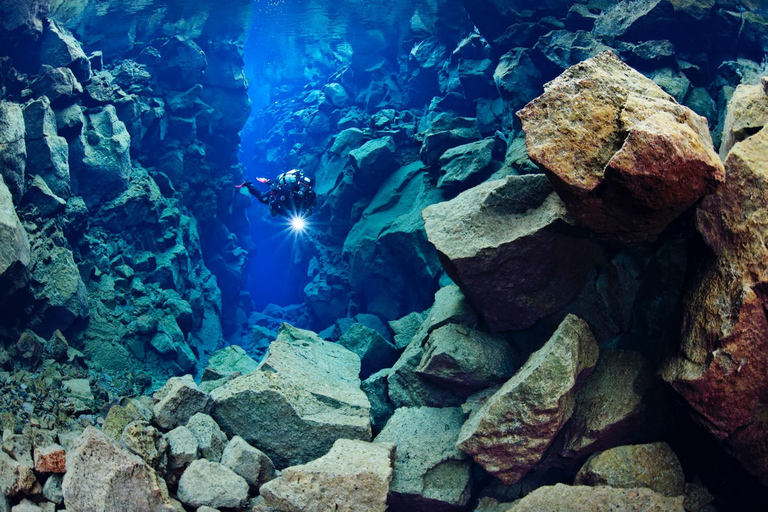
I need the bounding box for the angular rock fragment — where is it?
[0,101,27,200]
[574,442,685,497]
[518,51,724,246]
[261,439,394,512]
[177,459,249,510]
[40,19,91,82]
[420,114,480,166]
[719,82,768,158]
[164,426,199,470]
[437,137,495,190]
[507,483,685,512]
[220,435,276,492]
[0,451,37,496]
[375,407,472,511]
[423,174,602,332]
[33,444,66,474]
[211,324,371,468]
[186,413,227,463]
[362,369,394,433]
[662,125,768,485]
[0,175,29,301]
[121,421,167,469]
[339,323,399,380]
[61,427,174,512]
[152,375,213,430]
[456,315,598,484]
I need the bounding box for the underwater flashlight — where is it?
[289,215,307,233]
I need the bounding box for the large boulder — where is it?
[437,138,495,190]
[0,175,30,302]
[662,125,768,485]
[593,0,715,42]
[456,315,599,484]
[574,442,685,497]
[343,161,444,320]
[719,82,768,158]
[419,114,481,166]
[40,19,91,83]
[517,51,724,246]
[507,483,685,512]
[374,407,472,511]
[220,435,276,492]
[61,427,175,512]
[260,439,394,512]
[210,324,371,468]
[422,174,602,332]
[177,459,249,509]
[0,101,26,201]
[348,136,397,195]
[152,375,213,430]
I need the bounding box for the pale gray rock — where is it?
[177,459,249,510]
[152,375,213,430]
[437,138,495,189]
[574,442,685,497]
[210,324,371,468]
[164,426,199,470]
[261,439,394,512]
[42,474,63,504]
[10,499,43,512]
[0,176,30,300]
[205,346,259,377]
[389,310,427,350]
[220,436,276,491]
[456,315,599,485]
[186,413,227,463]
[338,323,399,379]
[0,101,27,200]
[0,451,36,496]
[61,427,175,512]
[375,407,472,511]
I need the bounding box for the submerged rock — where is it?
[0,175,30,301]
[518,51,724,246]
[152,375,213,430]
[177,459,249,510]
[0,101,26,201]
[719,82,768,158]
[574,442,685,497]
[507,483,685,512]
[210,324,371,468]
[374,406,472,511]
[261,439,394,512]
[456,315,598,485]
[61,427,174,512]
[220,435,276,492]
[338,323,399,380]
[422,174,602,332]
[662,125,768,485]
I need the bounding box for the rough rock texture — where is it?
[0,102,26,201]
[152,375,213,430]
[177,459,249,510]
[374,407,472,511]
[260,439,394,512]
[220,435,276,491]
[662,125,768,485]
[422,174,602,332]
[61,427,174,512]
[456,315,599,484]
[507,483,685,512]
[210,324,371,468]
[574,442,685,497]
[0,451,36,496]
[518,51,724,246]
[0,174,30,301]
[547,349,653,467]
[416,324,517,395]
[186,413,227,462]
[164,426,199,470]
[339,323,399,380]
[719,83,768,158]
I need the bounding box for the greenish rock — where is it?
[103,403,148,440]
[493,49,543,110]
[206,345,259,377]
[388,310,428,350]
[361,369,394,433]
[69,105,131,205]
[574,442,685,497]
[343,161,444,319]
[31,66,83,104]
[420,114,481,166]
[29,244,88,337]
[164,426,199,470]
[497,135,538,176]
[374,406,472,511]
[40,19,91,83]
[416,324,517,396]
[210,324,371,468]
[684,87,718,128]
[186,413,228,463]
[412,285,477,347]
[649,67,691,102]
[22,175,66,217]
[507,483,685,512]
[152,375,213,430]
[338,323,399,379]
[120,421,166,468]
[423,174,602,332]
[324,82,349,107]
[0,176,30,301]
[456,315,599,485]
[16,330,44,367]
[0,101,26,201]
[437,138,495,189]
[533,30,612,72]
[349,136,397,193]
[95,166,162,231]
[329,128,364,157]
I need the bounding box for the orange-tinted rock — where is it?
[34,444,66,473]
[518,51,724,246]
[662,125,768,485]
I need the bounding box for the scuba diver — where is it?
[238,169,317,219]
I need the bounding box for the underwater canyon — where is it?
[1,0,768,510]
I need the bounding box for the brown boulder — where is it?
[518,51,724,246]
[662,125,768,485]
[455,315,598,484]
[507,483,685,512]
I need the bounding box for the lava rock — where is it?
[338,323,399,380]
[40,19,91,83]
[61,427,174,512]
[31,66,82,104]
[518,51,724,246]
[574,442,685,497]
[0,451,36,496]
[437,137,495,190]
[186,413,227,463]
[507,483,684,511]
[120,421,167,469]
[348,136,397,194]
[177,459,249,510]
[374,406,472,511]
[164,426,199,470]
[210,324,371,468]
[456,315,599,484]
[159,36,207,90]
[419,114,481,166]
[261,439,394,512]
[422,174,602,332]
[494,48,543,110]
[220,435,276,492]
[204,345,259,377]
[361,369,395,433]
[0,101,26,201]
[719,82,768,158]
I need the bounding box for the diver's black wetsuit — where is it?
[240,170,316,218]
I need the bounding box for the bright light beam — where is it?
[289,215,307,234]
